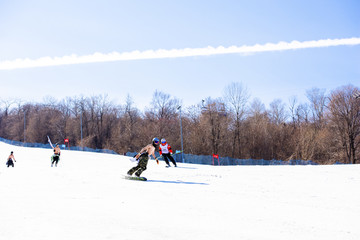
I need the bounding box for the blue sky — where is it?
[0,0,359,110]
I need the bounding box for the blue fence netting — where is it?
[1,137,317,165]
[125,151,318,166]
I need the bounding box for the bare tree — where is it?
[296,103,310,124]
[182,104,204,154]
[0,98,17,138]
[116,94,142,153]
[289,96,298,128]
[328,85,360,164]
[148,90,181,141]
[306,88,327,128]
[87,94,117,149]
[268,99,292,160]
[151,90,180,120]
[245,98,270,159]
[269,99,288,125]
[223,82,250,158]
[200,98,229,156]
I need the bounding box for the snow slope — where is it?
[0,141,359,240]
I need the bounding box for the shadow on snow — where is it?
[147,179,209,185]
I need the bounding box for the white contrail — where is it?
[1,37,359,70]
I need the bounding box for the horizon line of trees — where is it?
[0,83,359,164]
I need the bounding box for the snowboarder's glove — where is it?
[156,158,159,164]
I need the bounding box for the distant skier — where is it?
[159,138,177,167]
[127,138,160,177]
[51,144,61,167]
[6,151,16,167]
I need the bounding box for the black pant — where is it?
[163,153,177,166]
[6,159,14,167]
[51,155,60,166]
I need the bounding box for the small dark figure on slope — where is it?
[6,151,16,167]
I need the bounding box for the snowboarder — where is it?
[51,144,61,167]
[6,151,16,167]
[159,138,177,167]
[127,138,160,177]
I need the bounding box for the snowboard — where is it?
[124,175,147,181]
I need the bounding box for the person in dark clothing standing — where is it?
[6,151,16,167]
[159,138,177,167]
[127,138,160,177]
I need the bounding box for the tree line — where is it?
[0,83,359,164]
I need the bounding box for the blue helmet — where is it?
[152,137,159,145]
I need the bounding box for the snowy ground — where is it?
[0,141,359,240]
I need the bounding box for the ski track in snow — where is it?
[0,142,359,240]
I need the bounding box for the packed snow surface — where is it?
[1,142,359,240]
